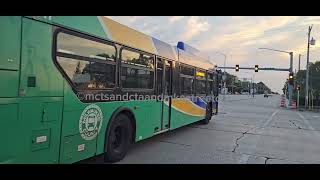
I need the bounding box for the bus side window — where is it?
[180,64,195,96]
[207,72,214,95]
[55,31,117,90]
[120,49,155,90]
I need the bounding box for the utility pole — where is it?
[305,25,312,109]
[223,55,227,100]
[298,54,301,71]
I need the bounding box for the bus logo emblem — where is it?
[79,104,103,140]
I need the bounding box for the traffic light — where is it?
[254,65,259,72]
[235,65,239,72]
[288,72,294,85]
[296,85,300,91]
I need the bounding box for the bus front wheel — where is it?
[104,114,132,163]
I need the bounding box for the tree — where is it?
[223,72,272,94]
[288,61,320,106]
[309,61,320,101]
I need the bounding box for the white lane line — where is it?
[297,112,315,131]
[261,110,280,128]
[237,109,279,164]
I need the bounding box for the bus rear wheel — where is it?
[201,102,212,125]
[104,114,132,163]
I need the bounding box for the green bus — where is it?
[0,16,219,163]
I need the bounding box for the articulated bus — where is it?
[0,16,219,163]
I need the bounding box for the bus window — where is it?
[180,64,194,95]
[180,65,194,76]
[196,70,206,95]
[181,77,194,95]
[121,49,154,89]
[56,32,116,90]
[196,79,206,95]
[207,72,214,95]
[157,58,164,95]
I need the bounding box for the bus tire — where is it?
[104,113,132,163]
[201,103,212,125]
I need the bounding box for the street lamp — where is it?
[258,47,294,107]
[310,37,316,45]
[214,52,227,100]
[258,48,293,72]
[214,52,227,73]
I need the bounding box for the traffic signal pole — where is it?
[217,67,289,71]
[288,52,294,107]
[288,82,293,107]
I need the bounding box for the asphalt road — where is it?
[86,94,320,164]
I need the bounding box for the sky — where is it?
[108,16,320,93]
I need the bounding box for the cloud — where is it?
[199,16,299,51]
[298,16,320,25]
[182,16,210,41]
[169,16,185,23]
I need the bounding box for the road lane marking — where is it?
[261,110,280,128]
[297,112,315,131]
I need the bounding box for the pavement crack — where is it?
[232,129,250,153]
[264,157,271,164]
[232,125,258,153]
[289,120,301,129]
[158,140,191,147]
[189,126,252,134]
[240,152,304,164]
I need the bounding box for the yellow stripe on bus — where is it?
[170,98,206,116]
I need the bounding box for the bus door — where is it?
[156,58,172,132]
[162,60,172,130]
